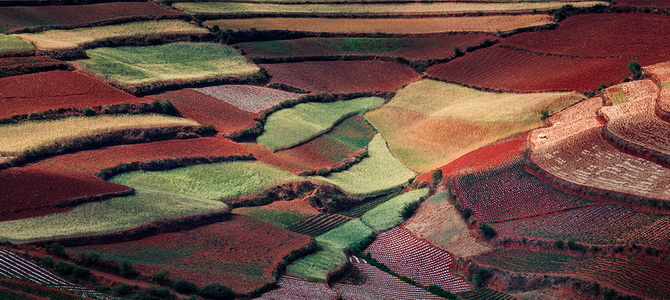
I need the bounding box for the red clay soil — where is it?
[501,13,670,57]
[0,2,181,33]
[0,168,129,221]
[416,133,528,182]
[426,46,669,92]
[146,89,257,134]
[235,35,494,61]
[614,0,670,7]
[0,56,70,79]
[26,137,249,177]
[0,70,142,119]
[0,279,85,299]
[262,61,420,93]
[71,215,312,294]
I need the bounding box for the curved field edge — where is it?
[257,97,385,151]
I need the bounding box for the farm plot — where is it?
[257,97,384,151]
[233,204,314,229]
[147,89,256,133]
[257,275,337,300]
[529,117,670,203]
[13,20,209,50]
[0,70,141,119]
[0,189,228,243]
[235,36,494,61]
[175,2,605,15]
[426,46,669,92]
[194,84,302,113]
[340,191,402,218]
[110,161,298,202]
[0,34,33,55]
[0,168,129,221]
[262,61,418,94]
[0,251,98,298]
[286,213,351,236]
[501,13,670,57]
[360,189,428,233]
[459,288,515,300]
[472,250,670,299]
[0,114,199,155]
[0,55,70,78]
[0,2,181,33]
[204,15,554,35]
[365,79,582,172]
[287,219,372,282]
[545,96,603,126]
[416,133,527,182]
[307,134,416,197]
[454,159,595,223]
[365,227,472,293]
[601,81,670,164]
[77,42,259,86]
[614,0,670,7]
[494,203,670,248]
[252,115,376,173]
[332,257,444,300]
[0,279,85,300]
[70,215,312,294]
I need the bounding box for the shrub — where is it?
[42,255,53,268]
[401,201,421,220]
[114,283,135,297]
[48,242,68,258]
[473,267,492,288]
[152,270,171,285]
[431,169,443,187]
[479,223,497,240]
[83,107,96,116]
[552,4,575,22]
[198,283,234,299]
[172,279,199,295]
[120,260,139,278]
[554,240,565,249]
[539,109,551,120]
[628,60,643,79]
[454,47,464,58]
[427,284,457,299]
[152,99,181,117]
[592,282,601,296]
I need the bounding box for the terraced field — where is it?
[360,189,428,233]
[286,214,351,236]
[0,55,70,78]
[257,275,337,299]
[0,34,33,55]
[78,42,259,86]
[366,79,582,171]
[205,15,554,34]
[194,84,302,113]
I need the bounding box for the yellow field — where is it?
[204,15,554,34]
[177,2,607,15]
[13,20,209,50]
[0,114,199,154]
[365,80,583,172]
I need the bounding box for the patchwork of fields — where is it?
[1,1,669,299]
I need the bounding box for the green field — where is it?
[175,2,606,15]
[0,34,33,53]
[233,206,311,228]
[286,219,373,281]
[366,79,583,171]
[13,20,208,50]
[360,188,428,233]
[0,189,227,243]
[307,134,416,197]
[0,114,198,155]
[110,161,298,201]
[77,42,259,85]
[257,97,385,151]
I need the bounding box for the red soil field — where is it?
[0,2,181,33]
[26,137,249,178]
[235,35,494,61]
[0,70,142,119]
[262,61,420,93]
[250,115,375,173]
[365,227,472,293]
[614,0,670,7]
[426,46,669,92]
[72,215,312,294]
[0,56,70,79]
[0,279,84,300]
[147,89,256,134]
[501,13,670,57]
[0,168,129,221]
[416,133,527,182]
[257,275,337,299]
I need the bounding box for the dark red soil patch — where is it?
[416,133,528,182]
[0,279,84,299]
[26,137,249,177]
[426,46,669,92]
[501,13,670,57]
[146,89,257,134]
[0,168,129,221]
[236,35,494,61]
[0,56,70,79]
[614,0,670,7]
[71,215,312,294]
[0,70,141,119]
[0,2,181,33]
[262,61,420,93]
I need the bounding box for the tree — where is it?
[198,283,234,299]
[628,60,643,79]
[479,223,497,240]
[431,169,443,187]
